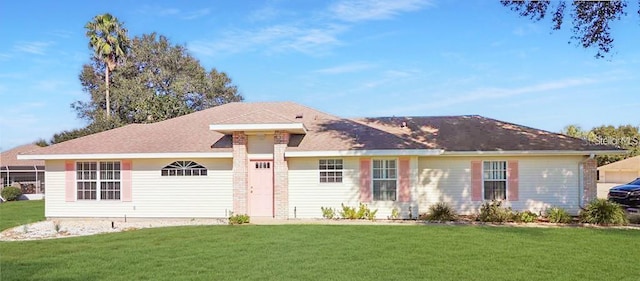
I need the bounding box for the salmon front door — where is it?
[248,160,274,217]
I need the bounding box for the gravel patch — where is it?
[0,218,228,241]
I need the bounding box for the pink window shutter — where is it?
[359,159,371,203]
[121,160,132,202]
[398,158,411,202]
[507,160,519,201]
[64,161,75,202]
[471,161,482,201]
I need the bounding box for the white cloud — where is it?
[13,41,55,55]
[330,0,432,22]
[314,62,374,74]
[380,77,599,115]
[190,24,346,56]
[183,8,210,20]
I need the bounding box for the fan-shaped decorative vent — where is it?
[161,161,208,176]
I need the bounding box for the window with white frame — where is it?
[319,159,343,183]
[372,159,397,201]
[483,161,507,200]
[76,161,121,200]
[161,161,208,176]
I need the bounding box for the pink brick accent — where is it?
[582,158,597,205]
[470,160,482,201]
[121,160,132,202]
[507,160,519,201]
[273,131,289,219]
[65,161,75,202]
[232,132,248,215]
[359,159,371,203]
[398,158,411,202]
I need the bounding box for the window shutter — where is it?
[507,160,519,201]
[398,158,411,202]
[359,158,371,203]
[122,160,132,202]
[65,161,75,202]
[471,161,482,201]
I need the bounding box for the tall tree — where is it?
[501,1,635,58]
[85,13,131,118]
[73,33,243,127]
[561,124,640,166]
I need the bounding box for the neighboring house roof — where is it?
[20,102,623,157]
[597,155,640,171]
[1,144,45,167]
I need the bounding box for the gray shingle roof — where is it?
[22,102,622,156]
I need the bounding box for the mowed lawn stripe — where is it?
[1,224,638,281]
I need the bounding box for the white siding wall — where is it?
[288,157,420,219]
[45,158,233,218]
[418,156,584,215]
[288,157,360,219]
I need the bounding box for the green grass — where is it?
[1,224,638,281]
[0,200,44,230]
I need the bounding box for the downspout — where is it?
[578,153,595,209]
[34,165,38,194]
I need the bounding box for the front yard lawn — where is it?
[0,200,44,230]
[1,224,637,281]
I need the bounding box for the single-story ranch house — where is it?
[1,143,45,199]
[19,102,624,219]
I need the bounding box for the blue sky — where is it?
[1,0,638,150]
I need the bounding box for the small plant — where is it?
[546,207,572,223]
[580,199,627,225]
[53,221,62,233]
[339,203,377,220]
[389,207,400,220]
[320,207,336,219]
[513,210,538,223]
[1,186,22,201]
[366,208,378,221]
[478,201,512,223]
[228,213,250,225]
[424,202,457,222]
[339,204,358,219]
[22,225,29,233]
[627,213,640,225]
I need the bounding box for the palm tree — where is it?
[85,13,130,118]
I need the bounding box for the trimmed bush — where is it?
[514,210,538,223]
[579,199,627,225]
[1,186,22,201]
[339,203,377,220]
[546,207,572,223]
[478,201,512,223]
[320,207,336,219]
[424,202,457,221]
[228,213,250,225]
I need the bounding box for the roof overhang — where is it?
[441,150,628,157]
[285,149,444,157]
[209,123,306,134]
[18,152,233,160]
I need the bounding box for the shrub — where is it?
[1,186,22,201]
[627,213,640,225]
[320,207,336,219]
[228,213,250,225]
[513,210,538,223]
[424,202,457,222]
[580,199,627,225]
[339,203,377,220]
[546,207,572,223]
[478,201,512,223]
[339,204,358,219]
[389,207,400,220]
